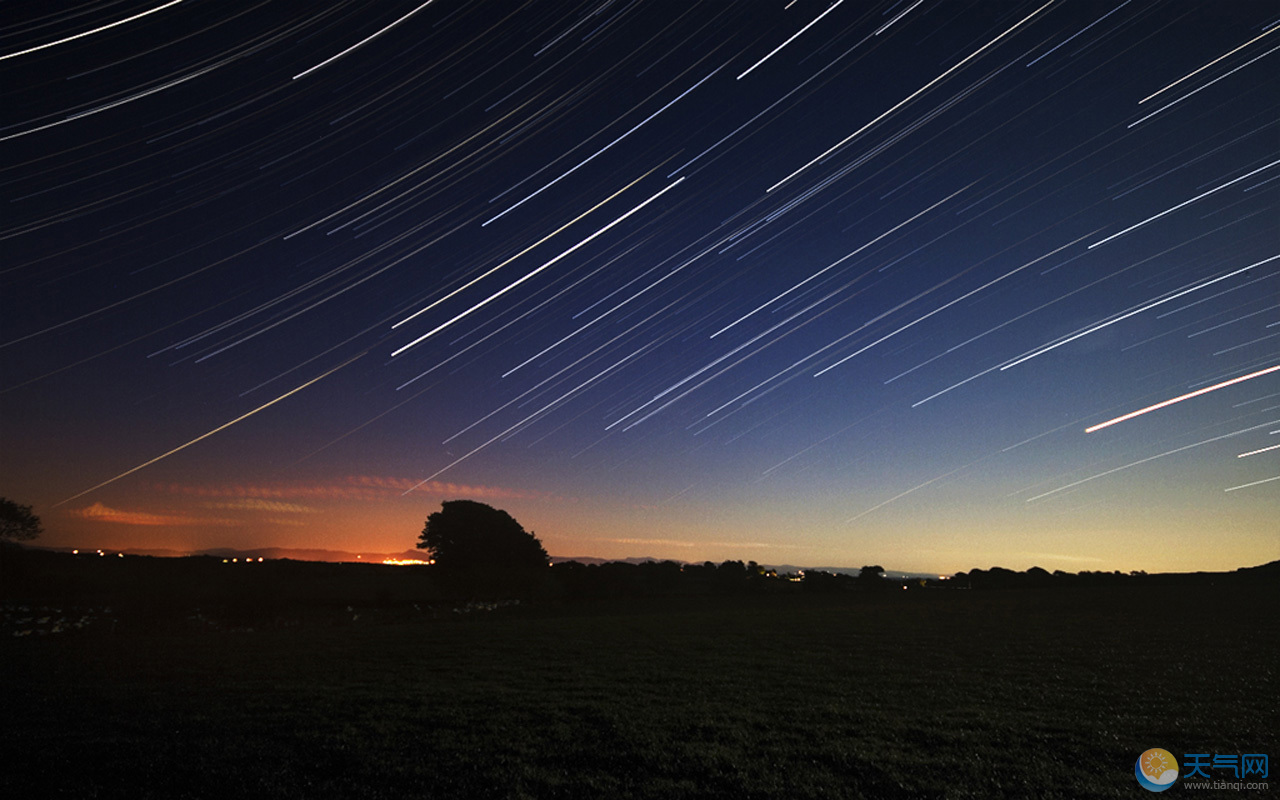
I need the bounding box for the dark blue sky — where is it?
[2,1,1276,571]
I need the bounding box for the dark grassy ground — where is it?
[2,557,1276,798]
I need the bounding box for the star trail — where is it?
[2,1,1276,571]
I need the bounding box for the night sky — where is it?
[3,1,1276,573]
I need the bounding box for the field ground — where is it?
[2,556,1276,798]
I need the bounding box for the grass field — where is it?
[2,559,1276,798]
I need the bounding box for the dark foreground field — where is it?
[2,556,1276,799]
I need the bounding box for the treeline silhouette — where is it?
[951,562,1279,589]
[548,559,845,598]
[4,547,1276,629]
[545,559,1280,598]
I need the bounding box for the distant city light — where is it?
[382,558,431,566]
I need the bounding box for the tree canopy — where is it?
[0,497,42,544]
[417,500,547,572]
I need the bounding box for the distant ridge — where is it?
[44,547,684,565]
[39,545,429,563]
[29,545,1278,580]
[550,555,670,566]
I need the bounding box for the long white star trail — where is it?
[0,0,188,62]
[391,176,684,355]
[1001,254,1280,371]
[292,1,440,80]
[768,1,1055,192]
[737,0,847,81]
[3,1,1275,572]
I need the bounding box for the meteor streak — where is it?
[1237,442,1280,458]
[1085,365,1280,433]
[55,354,365,506]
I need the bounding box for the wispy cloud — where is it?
[67,502,238,527]
[347,476,565,503]
[1018,552,1106,564]
[157,476,561,503]
[200,499,319,513]
[597,537,794,550]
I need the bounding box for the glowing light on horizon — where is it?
[1085,364,1280,433]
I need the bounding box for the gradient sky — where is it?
[2,1,1277,573]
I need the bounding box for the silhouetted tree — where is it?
[417,500,547,571]
[858,564,884,581]
[0,498,42,544]
[717,559,747,590]
[1026,566,1052,584]
[802,569,842,592]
